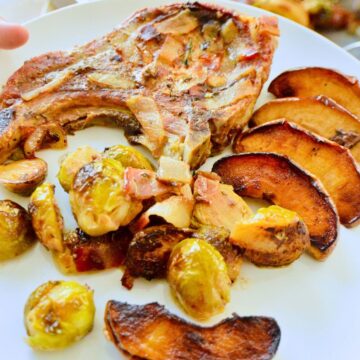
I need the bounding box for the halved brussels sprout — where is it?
[192,225,242,282]
[24,280,95,351]
[69,158,142,236]
[57,146,101,192]
[102,144,153,170]
[0,200,36,261]
[29,183,64,252]
[168,238,231,320]
[0,158,47,196]
[231,205,310,266]
[192,174,252,231]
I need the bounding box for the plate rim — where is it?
[1,1,360,360]
[20,0,359,67]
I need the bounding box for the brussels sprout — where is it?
[192,175,252,231]
[231,205,310,266]
[24,280,95,351]
[168,238,231,320]
[192,225,242,282]
[57,146,101,192]
[0,200,36,261]
[69,158,142,236]
[0,158,47,196]
[29,183,64,252]
[102,144,153,170]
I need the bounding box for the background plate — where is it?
[1,1,360,359]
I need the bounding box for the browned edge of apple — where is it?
[268,67,360,99]
[250,96,360,128]
[233,120,360,227]
[104,300,281,360]
[212,152,339,260]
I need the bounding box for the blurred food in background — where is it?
[246,0,360,34]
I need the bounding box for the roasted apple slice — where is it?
[234,120,360,227]
[104,301,281,360]
[268,67,360,118]
[251,96,360,161]
[0,158,47,195]
[213,153,338,260]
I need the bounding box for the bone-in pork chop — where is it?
[0,2,278,168]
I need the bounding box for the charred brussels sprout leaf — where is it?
[102,144,153,170]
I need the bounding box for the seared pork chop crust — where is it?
[0,2,278,167]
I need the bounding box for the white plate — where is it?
[1,1,360,359]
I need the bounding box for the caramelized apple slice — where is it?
[0,158,47,195]
[268,67,360,118]
[213,153,338,260]
[104,301,281,360]
[251,96,360,161]
[234,120,360,227]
